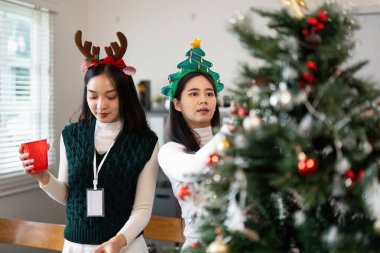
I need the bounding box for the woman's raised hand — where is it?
[225,100,238,133]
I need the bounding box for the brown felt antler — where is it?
[74,30,100,61]
[104,32,128,61]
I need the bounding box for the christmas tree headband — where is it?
[161,39,224,101]
[74,30,136,75]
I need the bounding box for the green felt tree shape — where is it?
[161,38,223,101]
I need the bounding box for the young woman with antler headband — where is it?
[19,30,158,253]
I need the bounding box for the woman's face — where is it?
[86,74,120,123]
[174,75,217,129]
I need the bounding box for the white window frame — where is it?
[0,0,54,197]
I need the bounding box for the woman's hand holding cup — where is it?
[19,140,50,184]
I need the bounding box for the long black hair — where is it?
[75,64,152,139]
[167,71,220,153]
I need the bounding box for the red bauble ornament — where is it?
[301,72,315,83]
[207,153,220,166]
[238,107,249,117]
[306,60,317,71]
[317,10,328,23]
[177,185,191,200]
[315,23,325,32]
[345,169,365,183]
[306,17,318,27]
[298,158,318,175]
[357,170,365,180]
[191,242,200,248]
[302,28,310,37]
[346,169,355,180]
[298,81,306,89]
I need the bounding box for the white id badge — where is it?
[86,188,105,217]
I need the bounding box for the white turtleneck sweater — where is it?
[40,120,159,248]
[157,125,230,248]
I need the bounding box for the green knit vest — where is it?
[61,120,157,245]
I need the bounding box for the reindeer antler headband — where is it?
[74,30,136,75]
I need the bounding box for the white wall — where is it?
[352,10,380,84]
[85,0,281,97]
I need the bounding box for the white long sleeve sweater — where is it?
[157,125,229,247]
[40,120,159,247]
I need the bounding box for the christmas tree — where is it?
[185,1,380,253]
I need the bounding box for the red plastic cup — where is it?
[21,139,48,173]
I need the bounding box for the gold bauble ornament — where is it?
[207,236,229,253]
[280,0,308,19]
[374,219,380,235]
[218,137,232,152]
[281,0,308,9]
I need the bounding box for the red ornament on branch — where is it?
[317,10,328,23]
[306,60,317,71]
[207,153,220,166]
[315,23,325,32]
[346,169,355,180]
[302,28,310,37]
[358,170,364,180]
[303,11,328,36]
[301,71,315,83]
[191,242,200,248]
[177,185,191,200]
[298,158,318,175]
[345,169,365,186]
[238,107,249,117]
[298,80,306,89]
[306,17,318,27]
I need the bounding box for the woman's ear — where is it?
[173,98,182,112]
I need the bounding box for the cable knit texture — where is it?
[62,119,157,245]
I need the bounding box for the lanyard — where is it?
[92,141,115,190]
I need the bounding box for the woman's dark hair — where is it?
[75,64,152,139]
[167,71,220,153]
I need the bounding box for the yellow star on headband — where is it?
[191,38,202,49]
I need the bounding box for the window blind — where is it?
[0,0,54,196]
